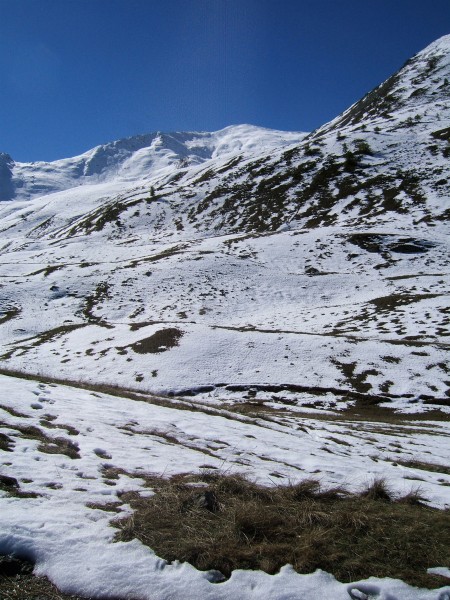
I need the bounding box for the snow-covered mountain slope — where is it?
[0,35,449,409]
[0,125,306,202]
[1,35,450,600]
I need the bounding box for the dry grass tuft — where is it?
[359,478,393,501]
[114,473,450,588]
[1,420,80,460]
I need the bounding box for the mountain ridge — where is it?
[1,34,449,215]
[0,125,306,202]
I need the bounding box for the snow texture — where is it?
[1,374,449,599]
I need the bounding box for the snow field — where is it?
[1,374,450,598]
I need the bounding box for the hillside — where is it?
[0,35,449,409]
[0,35,449,600]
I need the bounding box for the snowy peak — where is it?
[1,34,449,234]
[317,34,450,135]
[403,33,450,96]
[0,125,305,201]
[81,133,160,177]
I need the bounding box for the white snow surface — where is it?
[1,374,449,599]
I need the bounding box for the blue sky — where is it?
[1,0,449,161]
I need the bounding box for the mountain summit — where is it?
[2,35,449,231]
[0,125,305,202]
[318,33,450,133]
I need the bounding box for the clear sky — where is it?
[1,0,449,162]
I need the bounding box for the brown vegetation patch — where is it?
[332,361,378,394]
[85,501,122,513]
[397,459,450,476]
[114,473,450,588]
[0,431,14,452]
[0,404,30,419]
[39,435,80,459]
[0,306,21,325]
[0,474,39,499]
[431,126,450,141]
[130,328,184,354]
[0,324,87,360]
[370,293,441,313]
[0,554,91,599]
[39,418,79,436]
[1,421,80,459]
[80,282,111,327]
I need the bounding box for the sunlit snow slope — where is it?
[0,35,449,412]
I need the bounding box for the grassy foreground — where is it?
[115,473,450,589]
[0,555,88,600]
